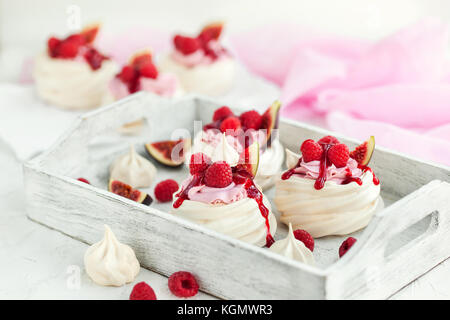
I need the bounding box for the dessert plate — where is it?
[23,93,450,299]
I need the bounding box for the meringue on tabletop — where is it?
[159,22,236,96]
[84,225,140,287]
[33,24,118,110]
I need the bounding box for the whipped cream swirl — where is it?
[269,223,315,265]
[33,52,118,110]
[275,149,382,238]
[84,225,140,286]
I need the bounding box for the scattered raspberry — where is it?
[129,282,157,300]
[139,62,158,79]
[239,110,262,130]
[300,139,323,162]
[318,135,340,145]
[339,237,357,257]
[168,271,199,298]
[220,117,241,134]
[58,40,79,58]
[213,106,233,122]
[154,179,179,202]
[204,161,232,188]
[189,153,211,175]
[119,65,137,83]
[174,35,201,55]
[328,143,350,168]
[293,229,315,252]
[77,178,90,184]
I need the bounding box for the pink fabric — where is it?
[230,19,450,165]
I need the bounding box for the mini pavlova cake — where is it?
[189,101,284,190]
[105,50,183,102]
[33,24,118,110]
[159,22,235,96]
[275,136,382,238]
[171,143,277,247]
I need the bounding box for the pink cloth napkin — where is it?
[230,19,450,166]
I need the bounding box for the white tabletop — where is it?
[1,140,449,300]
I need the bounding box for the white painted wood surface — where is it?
[23,93,450,299]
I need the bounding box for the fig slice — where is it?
[81,23,100,44]
[260,100,282,147]
[235,142,260,178]
[199,22,224,41]
[145,138,191,167]
[108,180,153,206]
[129,49,152,69]
[350,136,375,166]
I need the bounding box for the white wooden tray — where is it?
[23,93,450,299]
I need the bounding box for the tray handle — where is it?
[326,180,450,299]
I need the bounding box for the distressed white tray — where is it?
[23,93,450,299]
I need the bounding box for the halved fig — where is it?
[199,22,224,41]
[81,23,100,44]
[260,100,282,147]
[108,180,153,205]
[350,136,375,166]
[129,49,152,69]
[235,142,260,178]
[145,138,191,167]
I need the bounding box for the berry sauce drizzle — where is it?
[281,144,380,189]
[172,174,203,209]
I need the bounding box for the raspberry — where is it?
[293,229,314,252]
[58,40,79,58]
[318,135,340,145]
[119,66,137,83]
[129,282,157,300]
[328,143,349,168]
[189,152,211,175]
[168,271,199,298]
[339,237,357,257]
[300,139,323,162]
[65,34,85,46]
[239,110,262,130]
[77,178,90,184]
[174,35,201,55]
[213,106,233,122]
[204,161,232,188]
[154,179,179,202]
[139,62,158,79]
[84,48,106,70]
[47,37,61,57]
[220,117,241,134]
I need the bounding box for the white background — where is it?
[2,0,450,80]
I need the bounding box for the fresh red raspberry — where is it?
[339,237,357,257]
[293,229,314,252]
[220,117,241,134]
[58,40,79,58]
[213,106,233,122]
[174,35,201,55]
[129,282,157,300]
[239,110,262,130]
[154,179,179,202]
[318,135,340,145]
[119,66,137,83]
[300,139,323,162]
[189,153,211,175]
[47,37,61,57]
[168,271,199,298]
[77,178,90,184]
[204,161,232,188]
[65,34,85,46]
[139,62,158,79]
[328,143,350,168]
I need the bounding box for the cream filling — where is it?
[171,196,277,247]
[33,52,118,110]
[158,54,235,96]
[274,171,382,238]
